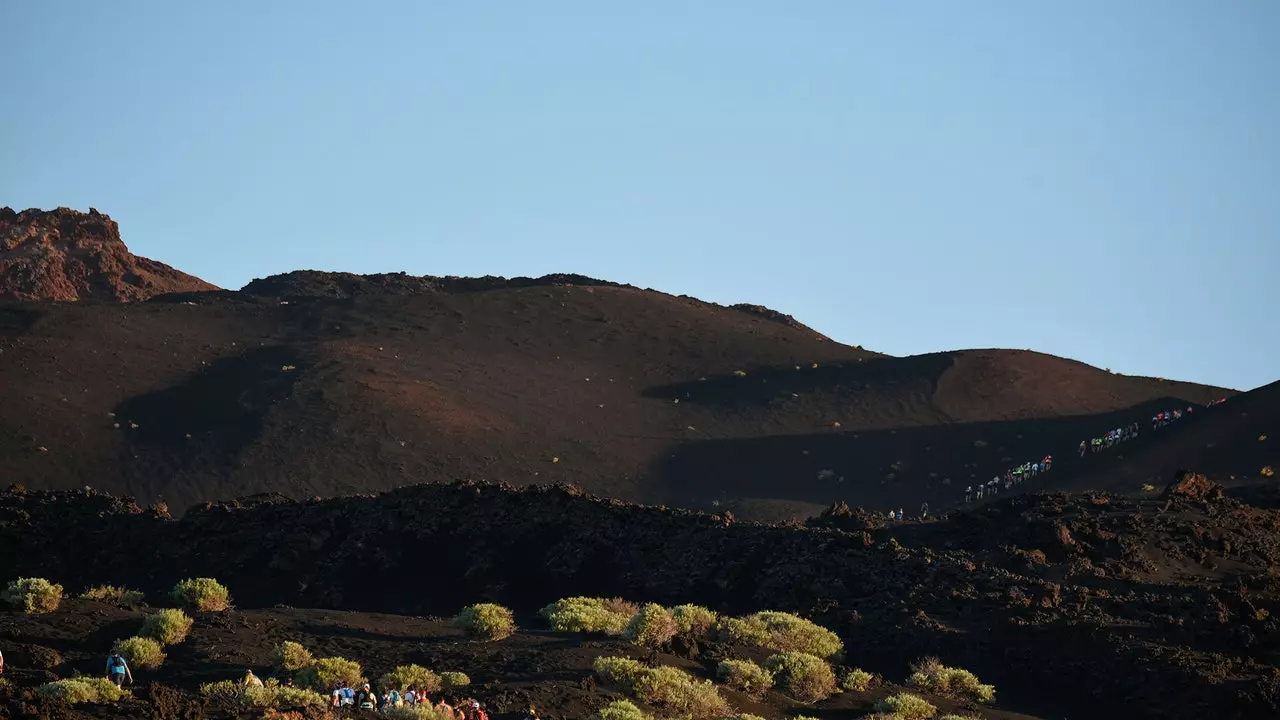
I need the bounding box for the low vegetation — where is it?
[715,611,843,659]
[296,656,366,691]
[453,603,516,640]
[671,604,718,637]
[36,678,129,704]
[595,699,651,720]
[440,671,471,690]
[113,636,166,670]
[540,596,638,635]
[593,656,731,718]
[140,608,194,645]
[379,664,443,693]
[3,577,63,614]
[624,603,679,648]
[384,706,460,720]
[169,577,231,612]
[271,641,315,673]
[907,657,996,703]
[840,667,875,692]
[200,679,328,711]
[80,585,145,605]
[762,652,837,703]
[874,692,938,720]
[715,659,774,698]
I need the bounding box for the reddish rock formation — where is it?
[0,207,217,301]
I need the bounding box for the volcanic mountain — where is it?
[0,207,1246,517]
[0,207,217,302]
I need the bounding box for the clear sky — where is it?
[2,2,1277,390]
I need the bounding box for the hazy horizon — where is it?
[2,2,1277,390]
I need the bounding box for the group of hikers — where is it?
[240,669,519,719]
[1077,405,1197,458]
[964,454,1053,503]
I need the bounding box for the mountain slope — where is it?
[0,274,1232,514]
[0,207,217,301]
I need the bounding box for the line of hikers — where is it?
[964,454,1053,503]
[322,679,498,719]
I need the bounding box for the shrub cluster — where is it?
[380,664,443,693]
[907,657,996,703]
[840,667,874,692]
[296,656,366,691]
[671,605,718,637]
[540,597,637,635]
[874,692,937,720]
[271,641,315,673]
[384,706,461,720]
[624,604,679,648]
[595,699,651,720]
[440,671,471,690]
[716,611,843,659]
[170,578,231,611]
[592,656,730,718]
[3,577,63,614]
[715,659,774,699]
[80,585,145,605]
[140,609,194,645]
[200,679,327,711]
[762,652,837,703]
[113,636,166,670]
[453,603,516,640]
[35,678,129,704]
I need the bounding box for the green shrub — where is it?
[716,659,774,698]
[593,656,730,718]
[80,585,145,605]
[595,700,652,720]
[625,604,679,648]
[732,715,768,720]
[907,657,995,703]
[875,692,937,720]
[840,667,874,692]
[762,652,837,703]
[440,671,471,690]
[453,603,516,640]
[36,678,129,704]
[296,656,366,691]
[140,608,193,645]
[270,641,314,673]
[379,664,442,693]
[719,612,843,660]
[169,578,231,611]
[940,716,984,720]
[540,597,638,635]
[672,604,718,637]
[385,706,460,720]
[3,577,63,614]
[113,636,166,670]
[200,679,327,711]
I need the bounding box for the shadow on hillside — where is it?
[641,354,956,407]
[113,345,304,465]
[0,304,43,335]
[651,396,1211,515]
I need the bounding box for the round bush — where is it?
[379,664,442,694]
[3,578,63,614]
[297,656,366,691]
[733,612,843,660]
[169,577,231,611]
[271,641,314,673]
[595,700,651,720]
[79,585,144,605]
[453,603,516,640]
[440,671,471,690]
[875,692,937,720]
[140,609,193,645]
[840,667,874,692]
[716,659,774,699]
[113,636,166,670]
[540,597,637,635]
[762,652,837,703]
[671,605,718,637]
[36,678,129,704]
[624,604,678,648]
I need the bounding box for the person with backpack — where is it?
[388,687,403,707]
[106,652,132,688]
[244,669,264,688]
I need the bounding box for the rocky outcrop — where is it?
[0,207,217,301]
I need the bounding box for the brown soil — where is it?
[0,208,217,302]
[0,273,1232,517]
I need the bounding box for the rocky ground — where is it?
[0,470,1276,719]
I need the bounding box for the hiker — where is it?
[404,688,417,706]
[976,484,984,500]
[469,700,489,720]
[1044,455,1052,472]
[965,486,972,503]
[897,508,904,521]
[106,652,132,689]
[524,706,541,720]
[355,683,379,711]
[339,686,355,706]
[920,501,929,518]
[436,696,456,718]
[1079,440,1086,457]
[0,647,4,676]
[244,669,264,688]
[331,689,342,707]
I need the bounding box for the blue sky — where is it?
[2,2,1277,390]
